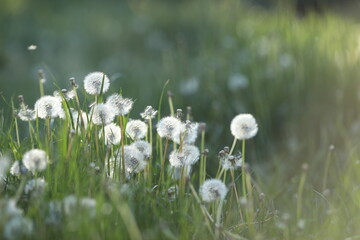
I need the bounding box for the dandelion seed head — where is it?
[200,179,227,202]
[18,108,36,121]
[126,120,147,140]
[220,151,242,170]
[169,145,200,168]
[101,123,121,145]
[34,96,64,119]
[131,140,152,159]
[83,72,110,95]
[91,103,116,125]
[230,114,258,140]
[124,146,147,173]
[140,106,157,120]
[106,94,134,116]
[24,178,46,198]
[173,121,199,144]
[27,45,37,51]
[156,116,183,140]
[22,149,48,174]
[10,161,22,177]
[3,216,33,240]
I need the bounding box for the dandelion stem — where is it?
[241,140,246,198]
[229,138,237,155]
[199,129,206,186]
[297,168,307,220]
[119,117,126,182]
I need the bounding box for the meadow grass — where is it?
[1,1,360,239]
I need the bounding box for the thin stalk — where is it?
[230,169,244,221]
[215,200,224,239]
[297,169,307,220]
[199,130,206,186]
[119,117,126,182]
[229,138,237,155]
[322,149,333,191]
[159,138,169,187]
[241,140,246,197]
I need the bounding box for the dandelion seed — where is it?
[53,89,75,101]
[34,96,64,119]
[156,116,183,140]
[106,94,134,116]
[22,149,48,174]
[140,106,157,120]
[131,140,152,159]
[169,145,200,168]
[100,123,121,145]
[3,216,33,240]
[126,119,147,140]
[24,178,46,198]
[91,103,116,125]
[27,45,37,51]
[199,179,227,203]
[83,72,110,95]
[230,113,258,140]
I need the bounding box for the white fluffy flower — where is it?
[169,145,200,168]
[123,146,147,173]
[10,161,21,177]
[34,96,64,119]
[126,120,147,140]
[173,122,198,145]
[106,94,134,116]
[63,195,97,217]
[91,103,116,125]
[22,149,48,173]
[18,108,36,121]
[140,106,157,120]
[156,116,184,140]
[0,154,10,180]
[220,152,242,170]
[230,114,258,140]
[200,179,228,202]
[71,109,89,131]
[3,216,33,240]
[24,178,46,197]
[101,123,121,145]
[131,140,152,159]
[83,72,110,95]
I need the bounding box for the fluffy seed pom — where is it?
[34,96,64,119]
[106,94,134,116]
[131,140,152,159]
[157,116,184,140]
[230,114,258,140]
[22,149,48,174]
[174,121,199,144]
[18,108,36,121]
[91,104,116,125]
[83,72,110,95]
[10,161,21,177]
[126,120,147,140]
[220,152,242,170]
[3,216,33,240]
[200,179,228,202]
[24,178,46,198]
[101,123,121,145]
[140,106,157,120]
[169,145,200,168]
[123,146,146,173]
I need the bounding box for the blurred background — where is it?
[1,0,360,176]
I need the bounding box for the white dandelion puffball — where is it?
[83,72,110,95]
[71,109,89,131]
[220,153,242,170]
[140,106,157,120]
[24,178,46,197]
[101,123,121,145]
[63,195,97,217]
[123,145,147,173]
[10,161,21,177]
[173,122,198,145]
[157,116,183,140]
[91,103,116,125]
[230,114,258,140]
[169,145,200,168]
[126,119,147,140]
[106,94,134,116]
[131,140,152,159]
[22,149,48,173]
[200,179,228,202]
[3,216,34,240]
[18,108,36,121]
[34,96,64,119]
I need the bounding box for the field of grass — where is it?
[1,0,360,239]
